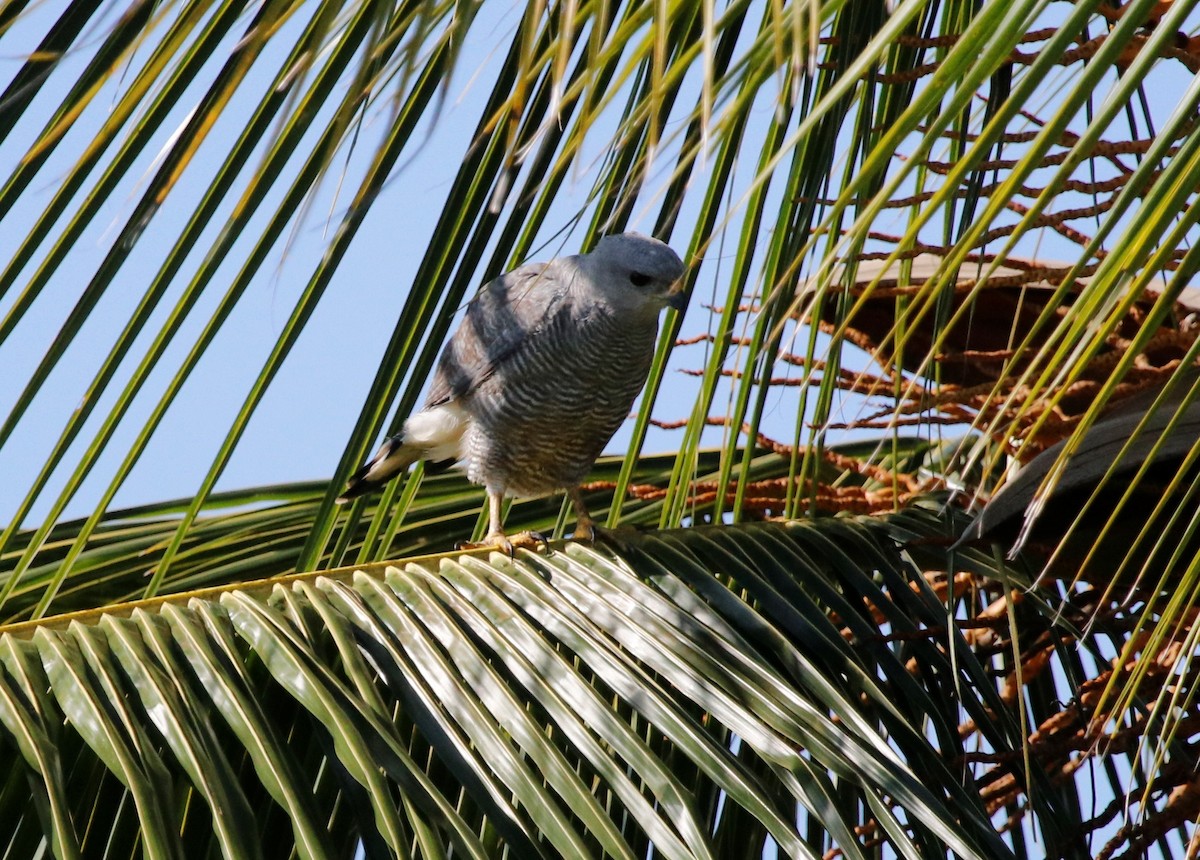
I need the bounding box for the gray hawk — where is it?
[338,232,688,552]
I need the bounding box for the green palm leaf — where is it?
[0,514,1023,857]
[4,509,1190,856]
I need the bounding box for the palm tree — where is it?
[2,0,1199,855]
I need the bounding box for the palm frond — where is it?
[5,507,1198,857]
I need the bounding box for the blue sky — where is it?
[0,0,767,525]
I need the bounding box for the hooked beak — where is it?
[665,282,687,311]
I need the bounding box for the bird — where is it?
[337,232,688,553]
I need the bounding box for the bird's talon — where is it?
[456,531,548,556]
[512,530,550,554]
[584,523,639,552]
[456,536,513,554]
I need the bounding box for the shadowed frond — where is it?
[0,510,1133,857]
[4,509,1198,856]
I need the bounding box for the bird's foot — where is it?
[571,521,639,552]
[571,518,598,542]
[456,530,550,556]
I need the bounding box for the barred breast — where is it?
[462,307,659,498]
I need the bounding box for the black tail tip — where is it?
[335,471,376,504]
[335,486,370,505]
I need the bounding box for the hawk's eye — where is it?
[629,272,652,287]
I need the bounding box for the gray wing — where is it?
[425,259,573,407]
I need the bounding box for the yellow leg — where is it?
[456,490,548,555]
[568,487,596,541]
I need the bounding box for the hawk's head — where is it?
[586,232,687,314]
